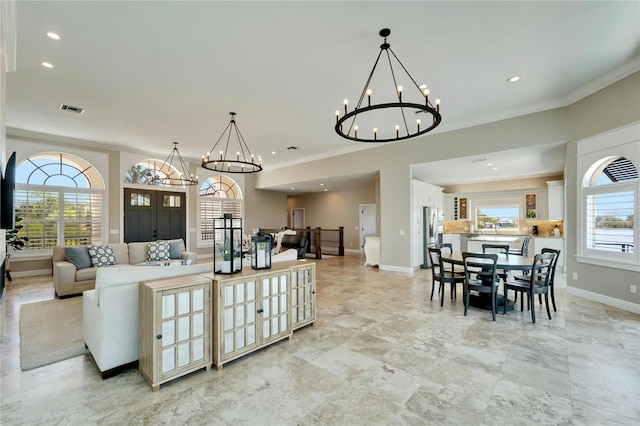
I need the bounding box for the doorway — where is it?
[359,204,377,251]
[291,208,305,229]
[124,188,186,243]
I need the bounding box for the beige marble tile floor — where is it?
[1,254,638,425]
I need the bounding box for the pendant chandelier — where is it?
[335,28,442,143]
[201,112,263,174]
[159,141,199,186]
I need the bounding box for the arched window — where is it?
[577,122,639,271]
[15,153,105,249]
[124,159,183,186]
[198,176,243,246]
[582,157,637,255]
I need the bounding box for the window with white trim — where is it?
[198,176,243,247]
[582,157,636,256]
[577,122,639,271]
[15,153,105,249]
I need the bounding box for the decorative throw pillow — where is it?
[147,241,171,261]
[64,246,93,270]
[168,240,182,259]
[87,244,116,267]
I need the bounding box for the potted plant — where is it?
[5,216,29,281]
[217,237,233,273]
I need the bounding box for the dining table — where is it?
[440,251,537,311]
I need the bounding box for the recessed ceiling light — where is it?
[507,76,520,83]
[46,32,60,40]
[271,151,276,155]
[324,189,328,192]
[41,62,53,68]
[492,167,498,170]
[486,163,493,166]
[291,187,295,190]
[320,183,324,186]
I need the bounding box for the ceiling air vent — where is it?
[60,104,85,114]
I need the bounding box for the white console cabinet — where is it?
[139,275,212,391]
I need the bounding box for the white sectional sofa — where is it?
[53,239,196,297]
[82,248,299,377]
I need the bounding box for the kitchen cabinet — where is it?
[533,237,565,269]
[547,180,565,220]
[139,274,212,391]
[442,234,461,252]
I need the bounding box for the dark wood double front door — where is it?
[124,188,186,243]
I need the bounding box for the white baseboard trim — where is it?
[380,264,413,274]
[344,248,361,254]
[566,285,640,314]
[11,269,52,278]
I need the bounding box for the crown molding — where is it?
[566,56,640,104]
[1,0,17,73]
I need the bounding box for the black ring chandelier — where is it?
[201,112,263,174]
[159,141,199,186]
[335,28,442,143]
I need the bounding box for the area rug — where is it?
[19,297,88,370]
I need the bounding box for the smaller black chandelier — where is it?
[201,112,263,174]
[335,28,442,143]
[160,141,199,186]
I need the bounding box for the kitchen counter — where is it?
[466,235,521,243]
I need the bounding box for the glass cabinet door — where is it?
[222,280,257,356]
[291,265,315,329]
[160,286,208,375]
[260,272,290,342]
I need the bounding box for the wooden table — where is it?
[441,252,536,311]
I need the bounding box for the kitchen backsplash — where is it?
[443,220,564,237]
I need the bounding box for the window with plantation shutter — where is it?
[198,176,243,247]
[14,153,105,250]
[577,123,639,271]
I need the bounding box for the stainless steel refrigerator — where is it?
[421,206,442,268]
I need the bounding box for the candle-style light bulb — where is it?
[373,127,378,141]
[219,150,223,160]
[435,98,441,112]
[424,88,430,105]
[236,151,240,161]
[397,85,403,102]
[335,110,340,123]
[395,125,400,138]
[366,89,372,106]
[416,118,421,132]
[354,125,358,138]
[343,99,349,115]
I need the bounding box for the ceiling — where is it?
[6,1,640,193]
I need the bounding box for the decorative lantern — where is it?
[214,213,242,274]
[251,232,272,270]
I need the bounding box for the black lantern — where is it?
[214,213,242,274]
[251,232,272,270]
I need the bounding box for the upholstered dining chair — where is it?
[503,252,555,323]
[462,252,499,321]
[428,247,465,307]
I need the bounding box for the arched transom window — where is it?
[198,176,243,246]
[124,159,183,186]
[15,153,105,249]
